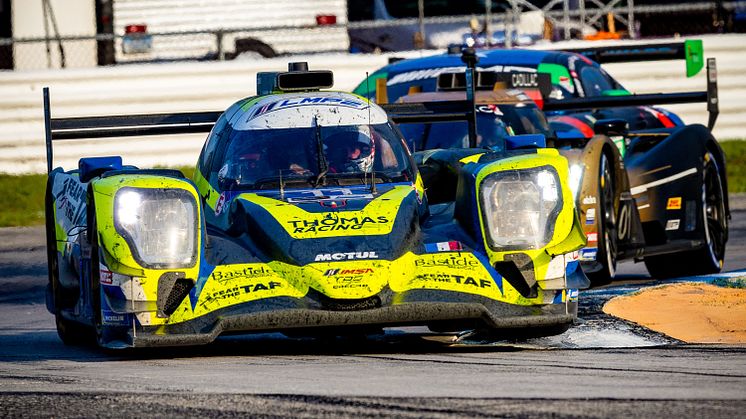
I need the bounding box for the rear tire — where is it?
[644,151,727,279]
[45,177,92,345]
[587,153,617,286]
[87,200,107,348]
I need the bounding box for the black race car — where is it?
[355,43,728,283]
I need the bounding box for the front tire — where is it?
[644,151,727,279]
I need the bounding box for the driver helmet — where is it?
[327,127,376,173]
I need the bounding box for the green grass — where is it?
[0,141,744,228]
[0,173,48,227]
[0,166,195,228]
[720,140,746,193]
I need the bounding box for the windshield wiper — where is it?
[312,117,329,188]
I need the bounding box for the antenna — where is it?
[279,169,284,199]
[365,71,376,193]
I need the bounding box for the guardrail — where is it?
[2,34,745,174]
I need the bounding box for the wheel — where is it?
[587,153,617,286]
[87,202,107,347]
[45,178,92,345]
[644,151,727,279]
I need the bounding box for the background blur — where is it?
[2,0,746,173]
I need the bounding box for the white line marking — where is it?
[630,167,697,195]
[637,204,650,210]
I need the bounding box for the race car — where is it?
[43,62,588,349]
[354,45,728,284]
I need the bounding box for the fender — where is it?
[625,124,722,245]
[461,149,587,285]
[559,135,644,257]
[89,173,204,280]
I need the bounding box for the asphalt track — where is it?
[0,199,745,417]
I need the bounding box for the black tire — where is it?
[231,38,276,59]
[644,151,727,279]
[587,153,617,286]
[87,199,106,347]
[45,178,92,345]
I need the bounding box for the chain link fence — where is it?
[1,0,745,71]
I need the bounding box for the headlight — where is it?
[480,167,563,250]
[568,164,584,200]
[114,187,198,269]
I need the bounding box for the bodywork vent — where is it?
[157,272,194,317]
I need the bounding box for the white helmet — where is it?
[327,127,376,173]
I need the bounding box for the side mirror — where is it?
[593,119,628,137]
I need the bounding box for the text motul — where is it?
[315,252,379,261]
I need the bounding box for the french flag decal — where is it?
[424,241,463,252]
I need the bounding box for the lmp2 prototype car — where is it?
[354,43,729,284]
[44,63,588,349]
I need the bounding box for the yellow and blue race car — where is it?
[44,63,588,349]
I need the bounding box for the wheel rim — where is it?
[703,153,726,267]
[599,154,617,276]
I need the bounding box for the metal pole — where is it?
[511,0,521,48]
[580,0,586,37]
[627,0,636,38]
[216,30,224,61]
[42,0,52,68]
[417,0,425,50]
[563,0,571,40]
[44,87,53,173]
[44,0,66,68]
[485,0,491,46]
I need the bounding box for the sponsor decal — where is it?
[102,310,129,325]
[54,176,87,231]
[315,251,379,262]
[586,233,598,243]
[424,241,463,253]
[289,215,389,233]
[665,219,680,231]
[568,289,579,300]
[215,192,227,215]
[412,183,423,204]
[286,188,373,203]
[511,72,539,88]
[667,197,682,210]
[559,75,574,93]
[276,97,365,109]
[386,67,465,86]
[414,254,479,268]
[324,268,374,276]
[586,208,596,224]
[210,266,272,283]
[476,104,504,115]
[100,269,113,285]
[324,274,370,290]
[580,248,598,260]
[415,273,493,288]
[202,281,282,304]
[582,196,597,205]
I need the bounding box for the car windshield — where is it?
[219,123,413,190]
[398,104,550,151]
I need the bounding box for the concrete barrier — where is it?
[0,34,744,174]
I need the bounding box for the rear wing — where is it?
[542,58,719,131]
[559,39,704,77]
[43,87,220,173]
